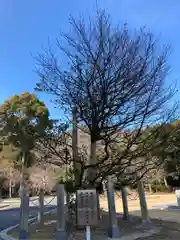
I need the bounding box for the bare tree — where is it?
[29,166,57,195]
[0,159,20,197]
[35,10,177,187]
[35,121,89,188]
[3,168,21,197]
[143,168,167,193]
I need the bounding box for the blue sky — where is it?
[1,0,180,118]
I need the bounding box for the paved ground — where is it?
[0,196,57,240]
[0,205,55,231]
[0,196,57,209]
[0,193,179,239]
[99,191,180,239]
[137,221,180,240]
[26,209,180,239]
[130,209,180,239]
[132,209,180,222]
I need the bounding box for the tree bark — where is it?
[72,107,80,186]
[148,184,152,193]
[9,167,12,198]
[164,177,168,188]
[88,140,97,183]
[19,188,29,239]
[19,151,26,197]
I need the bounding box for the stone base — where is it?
[56,230,67,240]
[108,226,120,238]
[141,219,152,229]
[122,214,130,221]
[19,230,29,240]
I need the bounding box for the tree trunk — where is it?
[19,151,26,197]
[164,177,168,188]
[19,188,29,239]
[9,167,12,198]
[88,140,97,183]
[148,184,152,193]
[72,107,80,186]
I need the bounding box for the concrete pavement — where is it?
[0,193,178,239]
[0,205,56,232]
[131,208,180,223]
[0,196,57,239]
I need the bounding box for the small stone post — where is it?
[19,188,29,240]
[175,189,180,207]
[121,186,129,220]
[137,175,151,227]
[38,189,44,226]
[107,176,120,238]
[56,184,67,240]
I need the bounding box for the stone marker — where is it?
[76,189,98,226]
[56,184,67,240]
[38,189,44,226]
[175,189,180,207]
[107,176,120,238]
[121,186,129,220]
[137,179,152,227]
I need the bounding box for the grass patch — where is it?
[8,229,19,238]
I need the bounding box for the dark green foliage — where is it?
[0,92,53,175]
[0,92,51,152]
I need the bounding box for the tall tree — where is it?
[28,166,57,195]
[35,10,177,187]
[35,120,88,189]
[0,92,51,191]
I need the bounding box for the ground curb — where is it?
[0,208,56,240]
[151,203,180,210]
[0,205,9,209]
